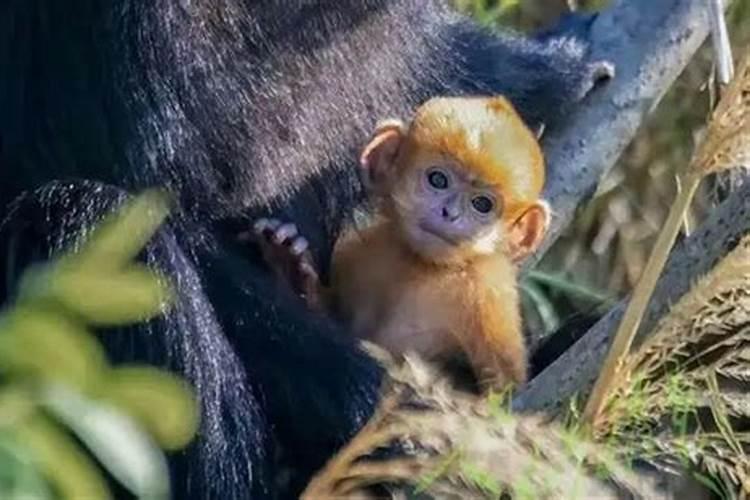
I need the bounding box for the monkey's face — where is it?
[389,153,505,262]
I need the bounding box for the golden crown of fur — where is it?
[406,96,544,217]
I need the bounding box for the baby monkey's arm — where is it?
[251,218,329,312]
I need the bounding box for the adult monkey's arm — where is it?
[532,0,729,261]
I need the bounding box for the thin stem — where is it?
[583,172,703,428]
[708,0,734,87]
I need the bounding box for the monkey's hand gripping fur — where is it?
[250,218,326,311]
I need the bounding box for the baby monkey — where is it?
[255,96,549,391]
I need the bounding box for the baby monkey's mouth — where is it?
[418,222,460,246]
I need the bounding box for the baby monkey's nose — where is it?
[442,204,460,221]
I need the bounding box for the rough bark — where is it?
[515,180,750,413]
[535,0,726,267]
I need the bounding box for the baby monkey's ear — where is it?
[360,119,406,195]
[507,200,550,263]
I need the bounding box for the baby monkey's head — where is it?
[360,96,549,264]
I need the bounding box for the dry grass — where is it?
[583,38,750,425]
[302,346,659,499]
[596,235,750,497]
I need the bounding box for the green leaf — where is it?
[70,190,171,271]
[14,414,112,500]
[102,366,199,450]
[42,384,170,500]
[691,471,726,500]
[520,280,560,334]
[40,265,172,326]
[0,386,36,427]
[15,190,173,326]
[460,460,502,497]
[0,432,54,500]
[525,270,616,309]
[0,306,107,391]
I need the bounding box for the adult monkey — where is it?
[0,1,611,498]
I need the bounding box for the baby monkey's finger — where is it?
[253,217,282,237]
[299,260,319,281]
[290,236,309,256]
[272,223,298,245]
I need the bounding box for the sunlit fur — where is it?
[405,96,545,222]
[332,222,526,388]
[331,96,549,394]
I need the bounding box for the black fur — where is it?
[0,2,607,498]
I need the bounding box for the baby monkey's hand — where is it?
[251,218,324,311]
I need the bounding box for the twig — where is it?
[708,0,735,88]
[582,171,703,426]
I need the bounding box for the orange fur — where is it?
[325,96,547,391]
[405,96,544,222]
[331,219,527,390]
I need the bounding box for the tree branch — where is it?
[532,0,728,267]
[514,180,750,413]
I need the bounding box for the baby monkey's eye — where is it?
[426,168,449,190]
[471,195,495,214]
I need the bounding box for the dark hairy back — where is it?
[1,0,602,224]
